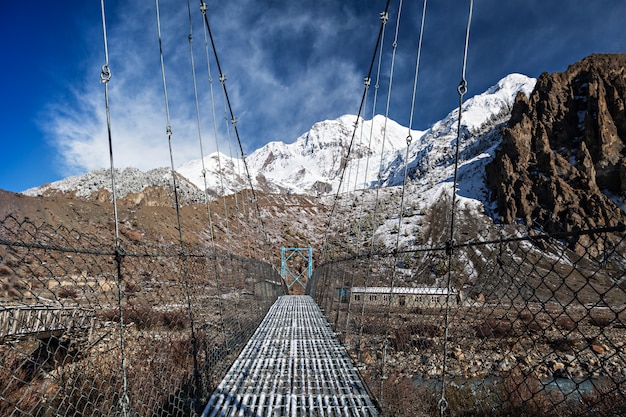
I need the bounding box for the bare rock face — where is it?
[486,54,626,253]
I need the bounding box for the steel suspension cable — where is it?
[346,11,393,355]
[200,1,274,267]
[202,16,232,241]
[312,6,390,410]
[319,2,391,317]
[407,0,428,132]
[154,0,201,400]
[342,118,359,194]
[100,1,119,247]
[341,115,370,336]
[186,0,227,346]
[320,0,390,358]
[320,0,392,263]
[340,6,391,367]
[225,125,240,213]
[352,115,367,192]
[99,2,130,415]
[377,0,406,400]
[197,4,233,245]
[379,0,429,402]
[333,119,367,327]
[375,0,403,189]
[199,5,246,247]
[218,101,232,235]
[440,1,474,415]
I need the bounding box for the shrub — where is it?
[125,303,155,329]
[57,287,78,299]
[99,308,120,322]
[555,315,576,331]
[409,322,443,338]
[475,316,513,338]
[161,309,189,330]
[589,311,614,328]
[392,327,412,351]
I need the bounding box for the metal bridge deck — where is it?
[202,295,378,416]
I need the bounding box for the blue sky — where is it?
[1,0,624,192]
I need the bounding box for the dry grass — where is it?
[99,305,189,331]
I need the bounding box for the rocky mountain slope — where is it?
[486,54,626,253]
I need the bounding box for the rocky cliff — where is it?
[486,54,626,253]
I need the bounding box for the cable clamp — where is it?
[457,78,468,96]
[166,125,173,137]
[406,134,412,146]
[200,1,207,14]
[364,77,371,87]
[219,74,227,84]
[438,397,449,414]
[380,11,389,23]
[115,245,126,263]
[231,116,237,126]
[100,64,111,83]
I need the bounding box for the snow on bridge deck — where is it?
[202,295,379,416]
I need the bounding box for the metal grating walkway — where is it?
[202,295,379,416]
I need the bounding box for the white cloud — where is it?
[45,0,373,176]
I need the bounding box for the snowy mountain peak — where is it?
[429,73,536,137]
[385,73,536,191]
[22,73,537,203]
[486,73,536,95]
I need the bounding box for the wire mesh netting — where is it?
[0,214,282,416]
[310,193,626,416]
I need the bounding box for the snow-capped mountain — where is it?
[179,114,423,196]
[180,73,535,199]
[22,73,536,205]
[385,73,536,190]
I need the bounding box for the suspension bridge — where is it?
[202,296,378,416]
[1,0,625,416]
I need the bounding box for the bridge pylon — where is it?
[280,247,312,295]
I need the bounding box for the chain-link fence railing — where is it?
[310,219,626,416]
[0,214,282,416]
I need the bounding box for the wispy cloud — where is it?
[44,0,377,176]
[43,0,626,179]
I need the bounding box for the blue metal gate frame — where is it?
[280,247,313,290]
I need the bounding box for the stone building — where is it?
[349,286,458,308]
